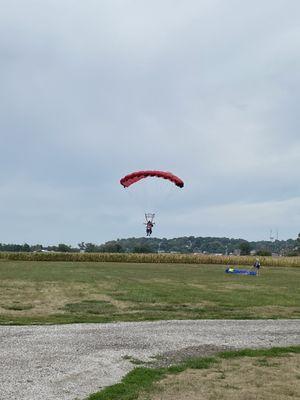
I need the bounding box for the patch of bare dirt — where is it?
[152,345,233,368]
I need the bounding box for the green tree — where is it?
[31,244,43,252]
[22,243,31,252]
[294,233,300,255]
[239,241,251,255]
[133,244,152,253]
[85,243,98,253]
[100,243,123,253]
[256,249,272,256]
[57,243,71,252]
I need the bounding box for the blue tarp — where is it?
[225,268,257,276]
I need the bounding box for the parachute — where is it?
[225,268,257,276]
[120,170,184,188]
[120,170,184,236]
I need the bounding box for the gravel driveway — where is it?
[1,319,300,400]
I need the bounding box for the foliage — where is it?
[0,243,32,252]
[133,245,152,253]
[57,243,72,252]
[292,233,300,255]
[256,249,272,256]
[0,234,300,255]
[239,241,251,255]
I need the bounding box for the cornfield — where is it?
[0,251,299,267]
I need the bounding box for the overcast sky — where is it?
[1,0,300,245]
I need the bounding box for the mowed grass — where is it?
[87,347,300,400]
[146,353,300,400]
[0,260,299,324]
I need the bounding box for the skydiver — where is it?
[146,220,154,236]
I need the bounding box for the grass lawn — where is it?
[0,260,299,324]
[87,347,300,400]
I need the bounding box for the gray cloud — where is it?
[0,0,299,244]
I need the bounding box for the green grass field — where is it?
[0,260,299,324]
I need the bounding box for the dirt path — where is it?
[0,320,299,400]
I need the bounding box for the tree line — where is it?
[0,234,299,255]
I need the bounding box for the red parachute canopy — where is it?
[120,170,184,188]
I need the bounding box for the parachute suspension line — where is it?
[145,213,155,223]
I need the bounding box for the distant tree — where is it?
[239,241,251,255]
[57,243,72,252]
[293,233,300,255]
[78,242,86,252]
[31,244,43,252]
[100,243,123,253]
[85,243,98,253]
[133,245,152,253]
[256,249,272,256]
[0,235,297,255]
[22,243,31,252]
